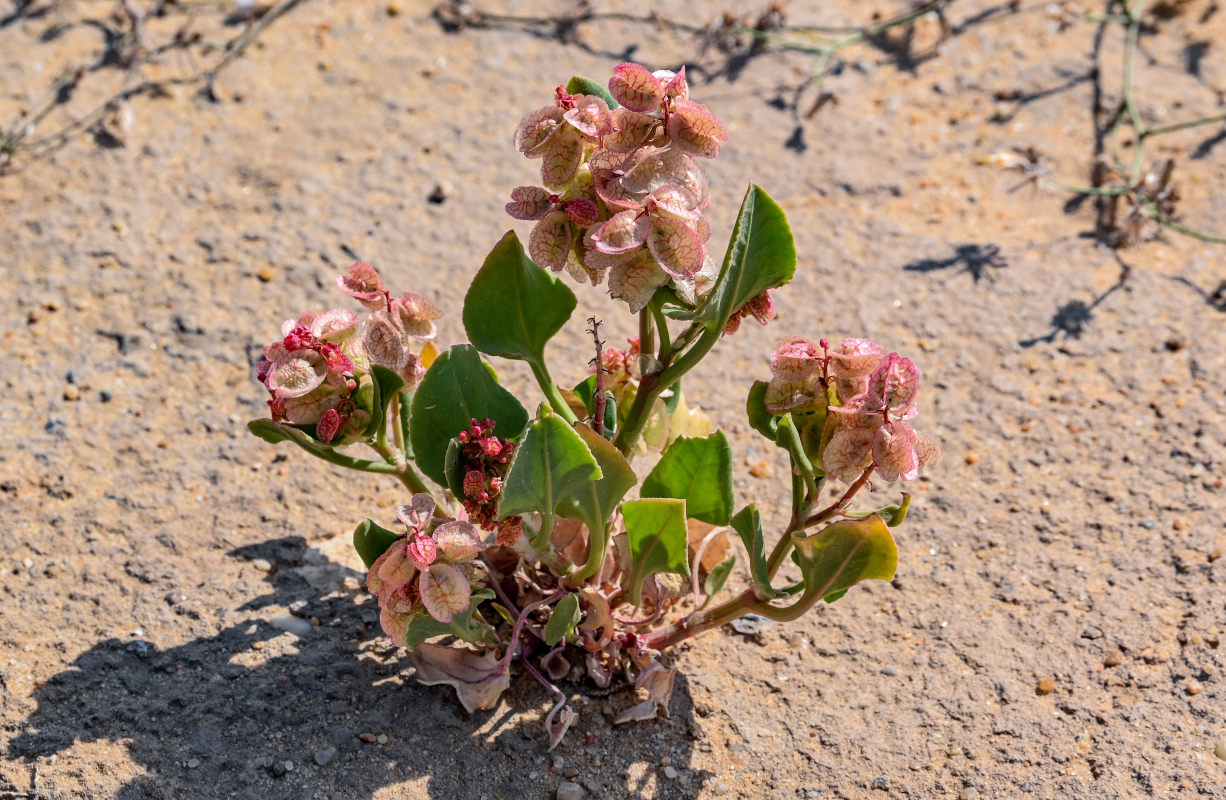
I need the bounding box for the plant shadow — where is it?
[902,243,1008,283]
[6,536,700,799]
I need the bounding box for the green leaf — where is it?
[352,518,399,569]
[463,231,577,366]
[697,185,796,331]
[822,588,849,604]
[701,555,737,609]
[496,408,602,520]
[640,432,733,526]
[845,493,911,527]
[566,75,618,108]
[398,392,415,459]
[791,516,898,602]
[621,498,690,606]
[408,345,529,486]
[729,504,777,600]
[363,364,405,438]
[443,437,466,501]
[745,380,780,442]
[543,593,581,646]
[404,589,495,649]
[248,419,398,473]
[557,423,637,580]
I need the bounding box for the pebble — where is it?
[873,776,888,789]
[1103,650,1123,667]
[257,266,275,282]
[556,782,586,800]
[63,385,80,401]
[964,451,979,465]
[269,614,313,636]
[1173,518,1190,531]
[663,766,679,779]
[1215,737,1226,760]
[1036,676,1056,695]
[428,183,450,204]
[749,460,771,478]
[284,761,295,772]
[712,784,729,795]
[1139,519,1155,530]
[187,758,200,769]
[314,747,336,766]
[960,788,979,800]
[386,0,402,14]
[1186,681,1203,696]
[100,389,114,402]
[377,734,389,744]
[881,667,899,676]
[252,558,273,572]
[358,733,378,743]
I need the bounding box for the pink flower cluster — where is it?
[255,262,441,442]
[765,337,939,482]
[453,418,523,546]
[508,63,728,313]
[368,494,487,645]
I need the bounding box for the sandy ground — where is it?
[2,1,1225,798]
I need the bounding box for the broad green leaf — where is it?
[621,498,690,606]
[822,588,849,604]
[566,75,619,108]
[701,555,737,609]
[697,185,796,330]
[543,593,581,646]
[496,408,601,520]
[791,516,898,602]
[249,419,397,473]
[363,364,405,438]
[845,494,911,527]
[409,345,529,486]
[352,518,400,569]
[463,231,577,366]
[404,589,495,649]
[557,423,637,580]
[746,380,780,442]
[398,392,415,459]
[443,437,466,502]
[729,505,777,600]
[640,432,733,526]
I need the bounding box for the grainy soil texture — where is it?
[3,1,1226,799]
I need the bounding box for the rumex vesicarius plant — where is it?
[249,62,939,748]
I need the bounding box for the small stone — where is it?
[960,788,979,800]
[428,183,450,204]
[663,766,679,779]
[271,761,287,776]
[358,733,378,743]
[376,734,388,744]
[659,756,671,767]
[712,784,729,795]
[314,747,336,766]
[251,641,265,651]
[257,266,275,282]
[881,667,899,676]
[252,558,273,572]
[1173,518,1190,531]
[269,614,312,636]
[187,758,200,769]
[386,0,402,15]
[1036,676,1056,695]
[284,761,294,772]
[1186,682,1203,696]
[63,385,80,401]
[100,389,114,402]
[1103,650,1123,667]
[1139,519,1156,530]
[964,451,979,465]
[749,460,771,478]
[1215,737,1226,760]
[556,781,586,800]
[873,776,888,789]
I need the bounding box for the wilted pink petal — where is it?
[420,564,472,623]
[408,536,437,570]
[658,66,689,99]
[529,211,573,271]
[608,62,664,112]
[746,291,776,325]
[594,174,641,212]
[396,493,436,530]
[591,210,651,254]
[828,337,885,380]
[563,95,610,138]
[280,384,341,425]
[672,252,719,306]
[320,343,354,377]
[506,186,554,220]
[540,127,584,188]
[764,376,821,413]
[433,520,485,562]
[873,421,920,482]
[647,216,704,277]
[608,250,669,313]
[392,292,442,340]
[645,184,699,220]
[564,198,599,227]
[564,246,601,286]
[311,308,359,340]
[823,424,877,482]
[604,108,658,152]
[316,408,344,443]
[514,105,564,156]
[379,599,413,648]
[410,643,511,713]
[377,544,417,592]
[722,313,742,337]
[266,349,327,398]
[770,336,820,381]
[667,99,727,158]
[360,311,407,370]
[864,353,920,420]
[336,262,387,309]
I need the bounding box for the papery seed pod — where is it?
[336,262,387,309]
[608,62,665,112]
[872,421,920,482]
[506,186,554,220]
[316,407,344,443]
[419,564,471,623]
[823,424,877,482]
[407,536,438,570]
[433,520,484,562]
[396,493,436,530]
[266,350,328,398]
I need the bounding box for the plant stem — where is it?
[528,357,578,425]
[1142,112,1226,140]
[802,466,875,529]
[650,302,673,364]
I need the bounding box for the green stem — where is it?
[529,357,578,425]
[638,306,656,361]
[369,440,432,496]
[1122,0,1145,184]
[1142,112,1226,140]
[650,302,673,365]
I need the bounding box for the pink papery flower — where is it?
[606,64,727,158]
[588,185,706,278]
[513,91,610,189]
[336,262,388,310]
[764,336,824,413]
[722,290,776,337]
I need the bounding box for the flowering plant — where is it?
[249,63,938,747]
